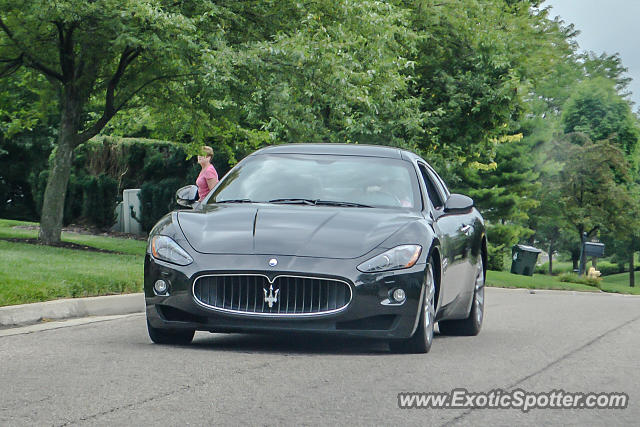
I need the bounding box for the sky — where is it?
[544,0,640,107]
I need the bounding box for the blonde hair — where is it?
[202,145,213,160]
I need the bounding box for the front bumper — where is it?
[145,253,427,339]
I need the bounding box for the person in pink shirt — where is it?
[196,145,219,201]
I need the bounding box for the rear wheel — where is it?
[439,258,484,336]
[147,319,195,345]
[390,259,436,354]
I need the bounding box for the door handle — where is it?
[459,224,472,236]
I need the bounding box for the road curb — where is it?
[0,293,145,328]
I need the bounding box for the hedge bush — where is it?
[29,137,202,231]
[595,261,625,276]
[487,243,506,271]
[81,174,119,228]
[534,262,574,275]
[139,177,184,232]
[0,129,54,221]
[535,260,631,276]
[558,273,601,287]
[8,120,272,231]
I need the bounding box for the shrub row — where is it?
[6,124,272,231]
[534,262,574,275]
[0,129,54,221]
[30,137,201,232]
[534,259,636,276]
[139,177,184,232]
[557,273,601,287]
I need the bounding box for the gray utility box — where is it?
[111,189,142,235]
[123,189,142,235]
[511,244,542,276]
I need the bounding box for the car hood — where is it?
[177,204,420,259]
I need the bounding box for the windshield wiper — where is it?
[268,198,317,205]
[314,200,372,208]
[215,199,254,204]
[268,198,371,208]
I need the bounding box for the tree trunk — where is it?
[548,243,553,275]
[576,226,585,275]
[571,250,579,271]
[39,89,80,244]
[631,252,635,288]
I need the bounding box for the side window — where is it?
[418,164,444,209]
[428,167,450,198]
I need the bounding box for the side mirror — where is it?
[444,193,474,214]
[176,185,199,207]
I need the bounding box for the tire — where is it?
[147,319,195,345]
[390,259,436,354]
[438,257,485,336]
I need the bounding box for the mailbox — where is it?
[584,242,605,258]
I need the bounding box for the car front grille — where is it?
[193,274,352,316]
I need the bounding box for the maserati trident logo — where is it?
[268,258,278,267]
[264,284,280,308]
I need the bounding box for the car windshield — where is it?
[208,153,421,210]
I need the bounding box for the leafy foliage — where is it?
[557,139,635,240]
[562,78,640,158]
[455,134,539,268]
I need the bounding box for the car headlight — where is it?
[149,235,193,266]
[357,245,422,273]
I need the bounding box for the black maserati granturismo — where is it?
[145,143,486,353]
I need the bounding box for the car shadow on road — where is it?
[185,331,444,356]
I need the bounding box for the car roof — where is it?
[251,143,420,160]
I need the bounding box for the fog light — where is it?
[392,288,406,303]
[154,279,168,295]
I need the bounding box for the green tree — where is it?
[455,134,539,269]
[581,52,633,98]
[562,77,640,158]
[560,77,639,276]
[405,0,572,169]
[0,0,228,243]
[602,230,640,287]
[528,158,567,274]
[557,138,634,274]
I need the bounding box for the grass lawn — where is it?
[0,219,146,255]
[487,270,640,295]
[486,270,597,292]
[535,260,573,275]
[600,272,640,295]
[0,240,143,307]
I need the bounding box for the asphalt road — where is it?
[1,287,639,426]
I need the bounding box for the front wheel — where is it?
[147,319,195,345]
[390,259,436,354]
[439,258,484,336]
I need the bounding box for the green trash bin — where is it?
[511,244,542,276]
